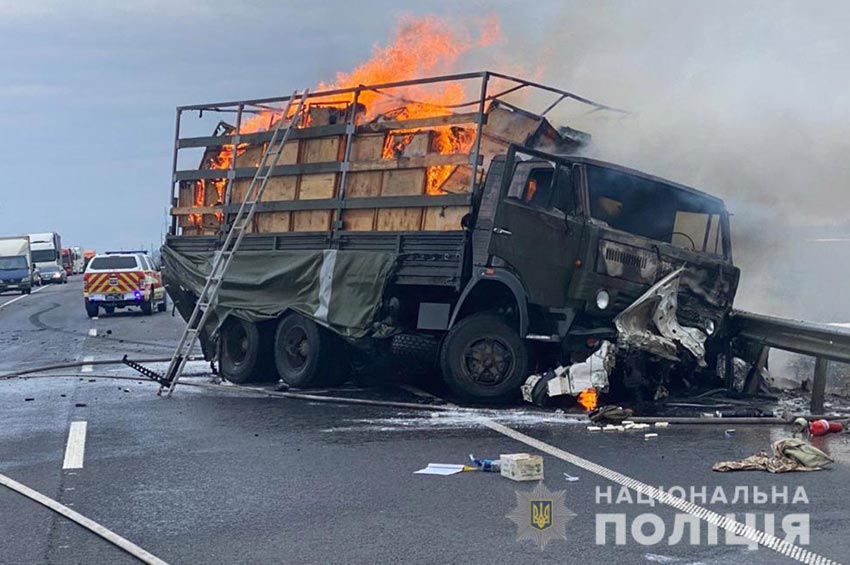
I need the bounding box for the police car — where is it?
[83,252,167,317]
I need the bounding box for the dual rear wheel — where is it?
[217,312,347,387]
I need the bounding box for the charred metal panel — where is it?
[471,158,506,266]
[596,239,658,284]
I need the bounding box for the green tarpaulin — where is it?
[161,245,396,339]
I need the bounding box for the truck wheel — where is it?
[157,298,167,312]
[23,288,31,295]
[274,312,346,388]
[141,300,153,315]
[219,317,268,384]
[440,313,529,404]
[85,303,99,318]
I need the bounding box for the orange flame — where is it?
[203,15,501,221]
[577,388,598,412]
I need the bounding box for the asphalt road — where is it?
[0,281,848,564]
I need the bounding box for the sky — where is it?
[1,0,849,319]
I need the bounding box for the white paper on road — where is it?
[414,464,466,476]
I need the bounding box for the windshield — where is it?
[32,249,56,263]
[88,256,138,270]
[586,165,726,256]
[41,265,60,273]
[0,256,28,270]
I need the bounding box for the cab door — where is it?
[489,154,585,307]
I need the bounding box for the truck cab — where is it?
[443,146,740,400]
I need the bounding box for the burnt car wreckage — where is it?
[159,71,848,404]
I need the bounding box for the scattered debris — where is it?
[724,429,736,437]
[563,473,579,482]
[586,425,602,432]
[589,405,633,425]
[469,454,501,472]
[414,463,468,476]
[521,341,614,407]
[501,453,544,481]
[654,422,669,428]
[74,402,87,408]
[809,419,844,436]
[713,438,833,473]
[644,433,659,440]
[24,397,34,402]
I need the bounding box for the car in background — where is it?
[83,252,166,317]
[41,264,67,284]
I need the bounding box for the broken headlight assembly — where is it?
[596,289,610,310]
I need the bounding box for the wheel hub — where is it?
[464,337,513,385]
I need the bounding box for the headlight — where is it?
[21,277,29,283]
[596,289,611,310]
[704,320,716,335]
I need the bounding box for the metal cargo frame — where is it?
[167,71,621,240]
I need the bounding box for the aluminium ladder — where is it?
[160,89,310,396]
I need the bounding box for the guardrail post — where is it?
[810,356,828,414]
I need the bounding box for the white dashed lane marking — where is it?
[80,356,94,373]
[87,328,97,337]
[62,421,87,470]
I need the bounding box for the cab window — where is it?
[507,162,555,208]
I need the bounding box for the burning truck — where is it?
[162,71,739,404]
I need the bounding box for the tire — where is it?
[439,313,529,404]
[23,289,30,295]
[157,297,167,312]
[273,312,347,388]
[219,317,270,384]
[140,299,153,315]
[85,302,99,318]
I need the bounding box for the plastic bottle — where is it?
[809,419,830,436]
[469,454,501,472]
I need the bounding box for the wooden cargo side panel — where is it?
[255,176,297,233]
[350,134,386,161]
[376,169,425,231]
[341,170,382,231]
[301,137,342,164]
[234,140,299,168]
[423,206,468,231]
[291,173,337,232]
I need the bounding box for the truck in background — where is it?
[61,248,73,276]
[0,236,34,294]
[83,250,96,271]
[29,232,62,270]
[71,247,84,274]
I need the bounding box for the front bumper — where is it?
[0,282,30,291]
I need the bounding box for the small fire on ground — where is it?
[577,388,598,411]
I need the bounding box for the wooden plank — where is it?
[483,104,541,146]
[256,212,291,233]
[349,153,470,172]
[345,171,383,198]
[376,207,422,231]
[402,131,432,158]
[357,112,479,133]
[377,169,424,230]
[350,134,386,161]
[381,169,425,197]
[423,206,468,231]
[260,176,297,202]
[298,173,337,199]
[301,137,341,164]
[234,141,299,168]
[342,209,376,231]
[171,206,222,215]
[436,165,473,194]
[292,210,332,232]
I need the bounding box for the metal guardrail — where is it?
[729,309,850,413]
[729,310,850,364]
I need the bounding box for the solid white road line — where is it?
[0,473,169,565]
[482,420,837,565]
[62,421,87,470]
[88,328,97,337]
[81,356,94,373]
[0,285,48,311]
